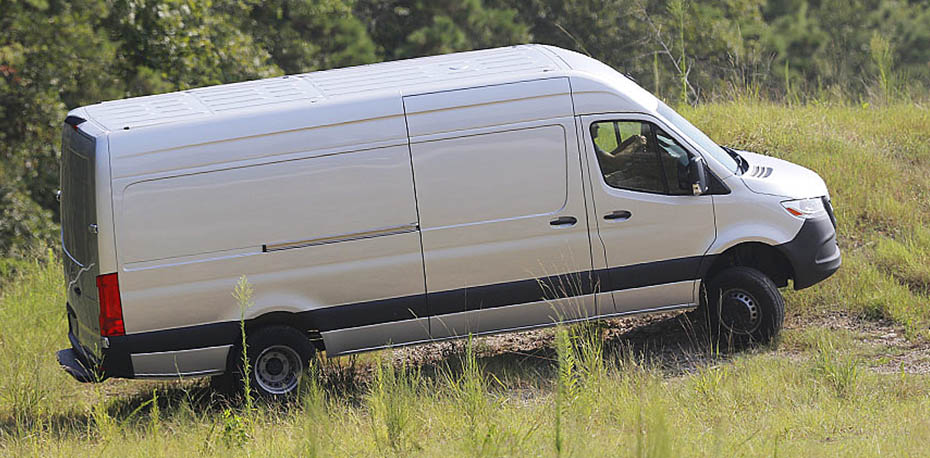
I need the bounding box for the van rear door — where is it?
[60,119,105,363]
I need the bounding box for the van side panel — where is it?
[117,231,426,352]
[106,94,408,177]
[113,113,427,358]
[118,145,417,264]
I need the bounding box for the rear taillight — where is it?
[96,273,125,337]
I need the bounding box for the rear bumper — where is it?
[57,329,135,383]
[56,348,97,383]
[778,214,841,290]
[58,322,234,381]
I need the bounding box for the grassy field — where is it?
[2,102,930,456]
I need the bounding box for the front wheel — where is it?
[703,266,785,347]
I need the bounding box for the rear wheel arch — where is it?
[216,311,324,382]
[244,311,325,352]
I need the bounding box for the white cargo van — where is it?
[57,45,840,396]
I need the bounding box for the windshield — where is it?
[657,101,739,174]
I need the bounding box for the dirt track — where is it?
[387,310,930,377]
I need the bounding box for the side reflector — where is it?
[96,273,125,337]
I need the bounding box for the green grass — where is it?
[2,102,930,456]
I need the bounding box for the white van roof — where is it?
[75,45,658,130]
[70,45,661,164]
[81,45,556,131]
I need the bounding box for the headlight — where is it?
[781,197,827,218]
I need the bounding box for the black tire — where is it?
[703,266,785,347]
[227,325,315,398]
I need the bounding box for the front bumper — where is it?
[778,214,841,290]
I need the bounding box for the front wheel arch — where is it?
[703,242,794,288]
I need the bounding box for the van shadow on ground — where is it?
[388,310,736,389]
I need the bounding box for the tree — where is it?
[357,0,530,60]
[104,0,282,94]
[0,0,119,254]
[233,0,378,74]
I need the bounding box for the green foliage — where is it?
[442,337,494,455]
[296,360,331,456]
[220,408,251,448]
[104,0,281,92]
[0,176,56,257]
[668,0,689,105]
[0,253,70,433]
[0,0,120,246]
[812,335,861,399]
[633,396,673,458]
[366,357,422,454]
[3,0,930,255]
[357,0,529,60]
[869,32,895,101]
[232,0,378,74]
[553,328,576,455]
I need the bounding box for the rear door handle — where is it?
[549,216,578,227]
[604,210,632,221]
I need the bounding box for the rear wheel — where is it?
[703,266,785,347]
[220,325,315,398]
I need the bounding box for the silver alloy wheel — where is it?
[255,345,302,395]
[718,288,761,335]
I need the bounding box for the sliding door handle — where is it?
[604,210,632,221]
[549,216,578,227]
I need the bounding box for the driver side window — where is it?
[654,126,694,195]
[590,120,694,195]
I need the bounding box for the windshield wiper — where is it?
[722,146,748,174]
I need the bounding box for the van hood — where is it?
[735,150,828,199]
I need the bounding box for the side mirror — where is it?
[688,157,709,196]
